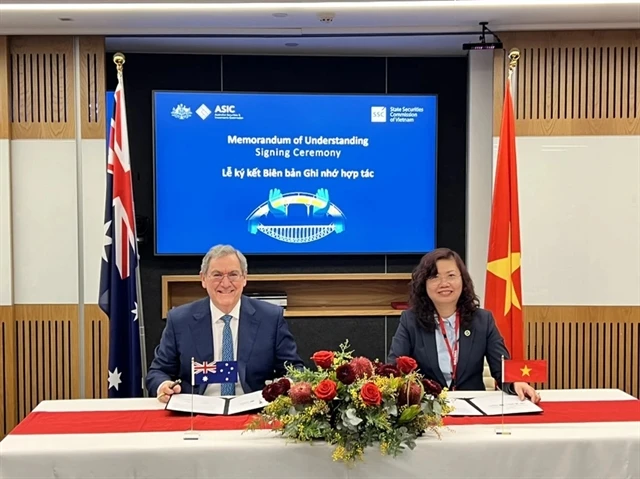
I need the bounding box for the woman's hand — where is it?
[513,382,541,404]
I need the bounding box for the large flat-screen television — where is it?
[152,92,437,255]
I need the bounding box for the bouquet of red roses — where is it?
[246,341,451,463]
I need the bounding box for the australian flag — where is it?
[192,360,238,386]
[98,72,143,398]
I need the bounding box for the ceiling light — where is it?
[272,12,288,17]
[58,17,73,21]
[285,43,299,47]
[2,0,639,12]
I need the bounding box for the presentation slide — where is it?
[106,91,114,139]
[153,92,437,255]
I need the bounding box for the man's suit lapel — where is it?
[455,316,475,385]
[237,296,259,391]
[190,299,213,394]
[424,330,448,386]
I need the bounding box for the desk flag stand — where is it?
[183,357,200,441]
[495,355,512,436]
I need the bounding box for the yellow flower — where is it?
[332,446,347,462]
[379,442,389,455]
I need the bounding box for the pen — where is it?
[158,379,182,399]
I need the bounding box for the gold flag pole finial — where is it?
[113,52,126,77]
[508,48,520,78]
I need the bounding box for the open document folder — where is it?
[166,390,269,416]
[447,392,543,417]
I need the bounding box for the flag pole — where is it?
[496,354,511,435]
[506,48,524,359]
[184,357,200,440]
[113,52,149,397]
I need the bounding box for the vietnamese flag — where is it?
[503,359,548,383]
[485,77,524,360]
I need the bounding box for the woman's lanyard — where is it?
[438,312,460,390]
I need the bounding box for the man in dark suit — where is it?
[147,244,303,401]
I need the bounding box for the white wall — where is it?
[10,140,79,303]
[81,140,107,304]
[492,135,640,306]
[465,50,494,303]
[0,139,12,305]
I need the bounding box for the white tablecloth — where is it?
[1,389,638,479]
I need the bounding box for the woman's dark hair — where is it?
[409,247,480,332]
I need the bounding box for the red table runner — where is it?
[9,400,640,436]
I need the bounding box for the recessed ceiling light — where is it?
[285,42,299,47]
[272,12,288,17]
[58,17,73,21]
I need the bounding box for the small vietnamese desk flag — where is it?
[503,359,548,383]
[485,74,525,360]
[191,360,238,386]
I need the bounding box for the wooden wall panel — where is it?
[11,305,79,426]
[9,36,75,139]
[524,306,640,398]
[0,37,10,140]
[79,37,106,140]
[84,304,109,399]
[0,306,17,439]
[494,30,640,136]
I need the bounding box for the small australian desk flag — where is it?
[191,359,238,387]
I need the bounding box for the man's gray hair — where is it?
[200,244,248,275]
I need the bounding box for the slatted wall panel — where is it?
[8,36,75,139]
[79,36,106,139]
[85,305,110,399]
[12,305,80,424]
[0,307,17,438]
[494,30,640,136]
[0,36,10,139]
[525,306,640,398]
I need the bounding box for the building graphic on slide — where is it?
[246,188,346,244]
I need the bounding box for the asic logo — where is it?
[371,106,386,122]
[215,105,236,113]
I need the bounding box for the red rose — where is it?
[360,382,382,406]
[396,356,418,374]
[314,379,337,401]
[311,351,335,369]
[397,381,422,406]
[336,364,356,385]
[288,382,313,405]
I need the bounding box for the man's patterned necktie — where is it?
[221,315,236,396]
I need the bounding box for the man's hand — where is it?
[157,380,182,403]
[513,382,541,404]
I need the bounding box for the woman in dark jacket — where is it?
[388,247,540,402]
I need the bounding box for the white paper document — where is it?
[447,398,485,416]
[447,392,543,416]
[166,390,269,416]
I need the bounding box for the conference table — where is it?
[1,389,638,479]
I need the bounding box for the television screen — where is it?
[106,91,114,139]
[152,92,437,255]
